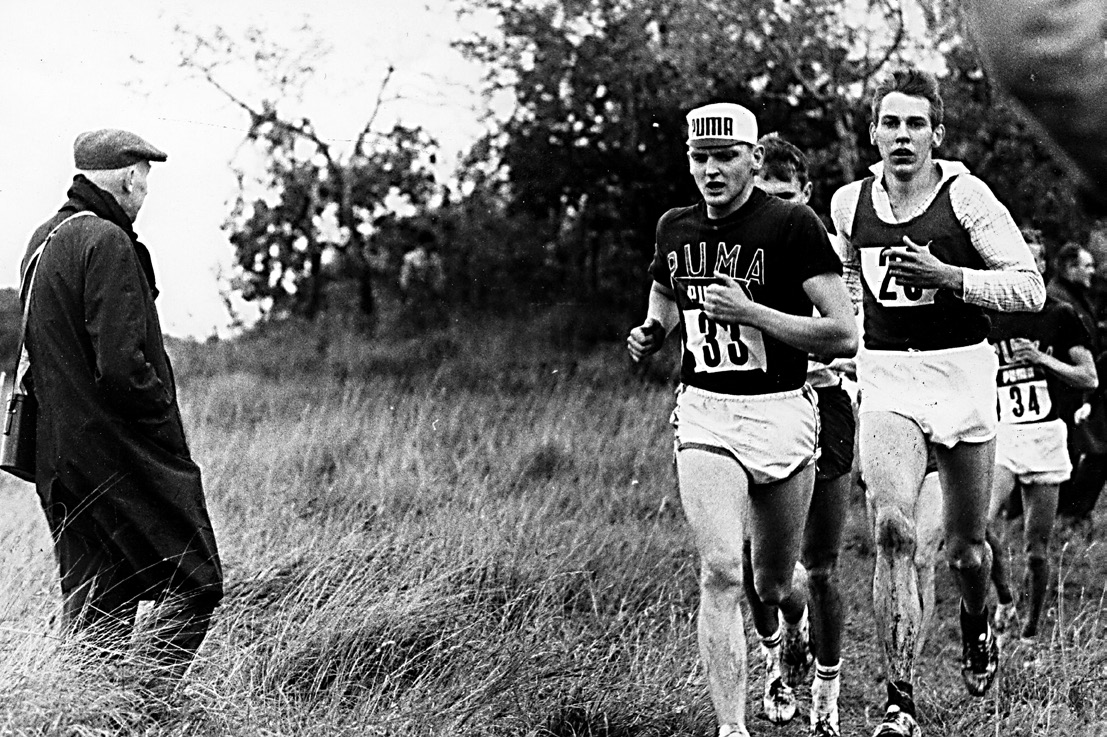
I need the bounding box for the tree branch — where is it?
[354,65,396,157]
[858,0,905,82]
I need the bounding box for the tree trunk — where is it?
[358,267,375,317]
[834,106,860,185]
[305,245,324,319]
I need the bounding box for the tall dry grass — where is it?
[0,312,1103,736]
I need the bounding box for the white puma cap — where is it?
[686,102,758,149]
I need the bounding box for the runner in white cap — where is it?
[628,102,857,737]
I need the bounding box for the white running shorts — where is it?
[995,418,1072,485]
[670,384,819,486]
[857,341,998,447]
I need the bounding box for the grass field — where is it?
[0,312,1105,736]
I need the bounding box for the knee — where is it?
[700,555,744,594]
[802,551,839,589]
[752,568,793,608]
[946,535,988,572]
[873,507,917,558]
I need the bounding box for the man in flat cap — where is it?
[19,129,222,688]
[627,102,857,737]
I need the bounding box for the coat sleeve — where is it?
[82,225,172,418]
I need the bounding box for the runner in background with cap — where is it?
[829,68,1045,737]
[628,103,857,737]
[737,132,855,737]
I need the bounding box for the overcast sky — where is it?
[0,1,495,338]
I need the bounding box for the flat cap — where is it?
[73,129,168,170]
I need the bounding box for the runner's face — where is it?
[1068,249,1095,287]
[688,143,762,218]
[870,92,944,182]
[754,173,811,205]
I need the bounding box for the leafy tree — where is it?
[174,24,440,321]
[453,0,920,305]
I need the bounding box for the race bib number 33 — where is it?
[682,309,768,373]
[861,247,938,307]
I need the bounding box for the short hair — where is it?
[870,67,944,128]
[757,133,809,187]
[1055,242,1090,271]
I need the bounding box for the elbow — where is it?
[841,332,860,359]
[829,324,859,359]
[1032,278,1047,311]
[1083,373,1100,392]
[1018,275,1047,313]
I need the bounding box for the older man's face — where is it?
[122,162,151,222]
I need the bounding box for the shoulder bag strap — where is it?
[11,211,98,391]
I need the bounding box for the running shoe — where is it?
[811,711,840,737]
[871,705,919,737]
[782,607,814,687]
[960,623,1000,696]
[718,724,750,737]
[763,675,797,724]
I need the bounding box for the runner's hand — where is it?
[1075,402,1092,424]
[825,356,857,380]
[1010,337,1045,364]
[704,271,755,325]
[628,318,666,362]
[886,236,958,290]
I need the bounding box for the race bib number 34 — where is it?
[861,247,938,307]
[682,309,767,373]
[997,379,1051,424]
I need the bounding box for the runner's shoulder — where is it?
[828,179,867,232]
[655,204,698,241]
[948,170,1004,206]
[658,203,699,228]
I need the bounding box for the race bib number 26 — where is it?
[682,309,767,373]
[861,247,938,307]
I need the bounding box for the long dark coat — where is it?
[21,176,222,604]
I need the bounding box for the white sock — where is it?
[760,628,783,679]
[811,660,841,717]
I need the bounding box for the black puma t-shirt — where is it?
[649,189,842,395]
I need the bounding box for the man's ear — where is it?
[932,123,945,149]
[121,165,137,193]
